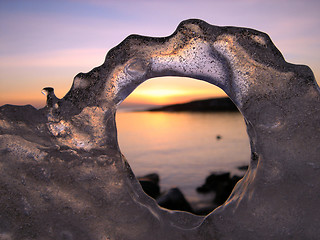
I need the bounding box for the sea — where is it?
[116,108,251,208]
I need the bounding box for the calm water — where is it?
[116,111,250,207]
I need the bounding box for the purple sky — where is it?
[1,0,319,107]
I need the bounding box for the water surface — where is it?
[116,111,250,206]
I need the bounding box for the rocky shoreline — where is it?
[137,165,248,215]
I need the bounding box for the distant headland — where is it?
[146,97,239,112]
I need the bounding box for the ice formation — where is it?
[0,19,319,239]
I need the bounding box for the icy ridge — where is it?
[0,19,319,239]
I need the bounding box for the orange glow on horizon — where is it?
[0,91,47,108]
[123,89,227,106]
[0,76,228,108]
[121,77,227,106]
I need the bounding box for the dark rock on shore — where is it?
[147,97,239,112]
[237,165,249,171]
[138,174,194,213]
[137,173,160,199]
[197,172,243,205]
[197,172,230,193]
[157,188,193,213]
[138,170,245,215]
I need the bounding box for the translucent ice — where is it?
[0,19,319,239]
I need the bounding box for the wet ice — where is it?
[0,19,319,239]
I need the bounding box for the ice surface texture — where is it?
[0,19,319,240]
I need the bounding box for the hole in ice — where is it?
[116,76,251,215]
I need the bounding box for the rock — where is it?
[137,173,160,199]
[197,172,231,193]
[197,172,243,205]
[237,165,249,171]
[138,173,159,185]
[157,188,193,213]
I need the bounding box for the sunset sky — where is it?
[1,0,319,108]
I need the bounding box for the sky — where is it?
[1,0,320,108]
